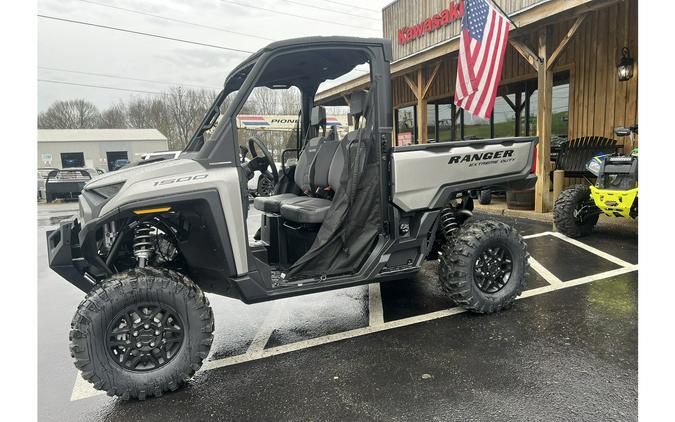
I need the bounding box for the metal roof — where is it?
[38,129,167,143]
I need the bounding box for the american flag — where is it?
[454,0,510,119]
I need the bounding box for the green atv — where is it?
[553,125,638,238]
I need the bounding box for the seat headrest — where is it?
[349,91,366,117]
[311,106,326,127]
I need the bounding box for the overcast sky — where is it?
[38,0,392,112]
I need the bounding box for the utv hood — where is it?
[85,159,194,190]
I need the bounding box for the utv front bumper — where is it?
[46,218,96,293]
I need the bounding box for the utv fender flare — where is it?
[48,189,239,294]
[115,189,238,279]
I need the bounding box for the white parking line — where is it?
[70,372,100,401]
[528,257,564,285]
[523,231,554,239]
[520,265,638,299]
[246,302,284,358]
[69,231,638,402]
[368,283,385,326]
[550,231,635,268]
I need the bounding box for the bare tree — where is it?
[278,87,301,114]
[165,87,216,149]
[100,103,128,128]
[38,99,101,129]
[126,98,152,129]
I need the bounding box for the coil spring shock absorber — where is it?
[439,202,473,240]
[440,207,460,240]
[133,223,155,268]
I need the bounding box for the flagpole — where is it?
[487,0,519,29]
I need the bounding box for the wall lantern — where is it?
[617,47,634,81]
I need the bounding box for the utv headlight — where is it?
[89,182,125,199]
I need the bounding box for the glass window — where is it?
[493,94,516,137]
[61,152,85,168]
[525,74,569,138]
[437,103,459,142]
[427,104,436,142]
[463,110,490,140]
[529,89,538,136]
[552,83,569,138]
[396,106,415,146]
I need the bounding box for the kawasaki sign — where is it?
[397,0,464,45]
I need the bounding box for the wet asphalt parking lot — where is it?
[38,201,638,421]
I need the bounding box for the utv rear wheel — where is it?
[553,184,600,238]
[69,268,214,400]
[439,219,529,313]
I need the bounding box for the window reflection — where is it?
[493,94,516,137]
[396,106,415,146]
[393,71,569,147]
[463,110,490,139]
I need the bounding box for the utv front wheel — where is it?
[69,268,214,400]
[439,220,529,313]
[553,184,600,238]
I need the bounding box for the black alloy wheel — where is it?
[438,219,529,314]
[70,268,214,400]
[473,244,513,293]
[106,303,184,372]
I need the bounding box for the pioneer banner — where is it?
[236,115,349,131]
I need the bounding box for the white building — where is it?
[38,129,169,171]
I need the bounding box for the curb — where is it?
[474,204,553,223]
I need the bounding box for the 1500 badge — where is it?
[153,174,208,186]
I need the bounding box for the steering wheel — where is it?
[247,136,279,185]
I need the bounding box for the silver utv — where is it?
[47,36,537,400]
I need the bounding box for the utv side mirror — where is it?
[239,145,249,162]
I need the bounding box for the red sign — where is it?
[397,1,464,45]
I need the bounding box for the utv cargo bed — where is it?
[391,137,538,211]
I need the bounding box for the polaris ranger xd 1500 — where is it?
[47,37,538,400]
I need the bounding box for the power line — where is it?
[315,0,381,13]
[218,0,380,33]
[38,79,166,95]
[281,0,380,21]
[76,0,276,42]
[38,14,255,53]
[38,66,220,90]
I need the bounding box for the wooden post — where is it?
[553,169,565,204]
[416,68,427,144]
[535,28,553,213]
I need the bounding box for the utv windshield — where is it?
[182,63,255,153]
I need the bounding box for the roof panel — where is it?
[38,129,168,143]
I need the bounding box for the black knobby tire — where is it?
[46,193,55,203]
[69,268,214,400]
[553,184,600,238]
[478,189,492,205]
[439,219,529,313]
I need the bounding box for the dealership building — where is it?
[317,0,638,212]
[37,129,169,171]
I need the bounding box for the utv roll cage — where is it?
[183,36,393,168]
